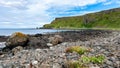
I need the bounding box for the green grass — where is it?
[81,55,105,64]
[65,46,91,55]
[43,8,120,29]
[65,45,105,67]
[65,61,88,68]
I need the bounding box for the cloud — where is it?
[103,0,120,5]
[0,21,11,24]
[0,0,27,9]
[0,0,119,28]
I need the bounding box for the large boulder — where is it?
[49,35,63,45]
[27,36,49,49]
[5,32,28,48]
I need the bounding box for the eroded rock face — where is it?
[5,32,28,48]
[49,35,63,45]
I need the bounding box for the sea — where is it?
[0,28,69,36]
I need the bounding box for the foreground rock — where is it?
[5,32,28,49]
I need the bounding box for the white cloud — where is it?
[0,0,118,28]
[103,0,120,5]
[0,0,27,8]
[0,21,11,24]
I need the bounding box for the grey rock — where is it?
[106,60,113,65]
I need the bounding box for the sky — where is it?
[0,0,120,28]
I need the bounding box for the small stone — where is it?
[47,43,53,47]
[89,66,100,68]
[0,55,5,58]
[96,46,101,49]
[50,47,54,50]
[59,53,65,57]
[40,64,51,68]
[116,61,120,67]
[106,60,113,65]
[110,57,116,62]
[35,49,42,52]
[32,61,38,65]
[53,63,61,68]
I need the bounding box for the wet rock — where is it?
[5,32,28,49]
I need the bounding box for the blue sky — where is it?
[0,0,120,28]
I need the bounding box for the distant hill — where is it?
[43,8,120,29]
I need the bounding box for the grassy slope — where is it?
[44,8,120,29]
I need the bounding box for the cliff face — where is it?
[44,8,120,29]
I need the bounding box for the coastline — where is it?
[0,29,120,68]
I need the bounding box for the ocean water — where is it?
[0,28,68,36]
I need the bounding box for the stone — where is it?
[32,60,38,65]
[12,46,23,55]
[40,64,51,68]
[89,66,100,68]
[0,64,4,68]
[0,42,6,49]
[5,32,28,48]
[49,35,63,45]
[106,60,113,65]
[47,43,53,47]
[53,63,61,68]
[27,37,49,49]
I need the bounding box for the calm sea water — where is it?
[0,29,69,36]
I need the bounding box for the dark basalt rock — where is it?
[26,36,49,49]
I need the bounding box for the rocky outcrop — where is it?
[5,32,28,49]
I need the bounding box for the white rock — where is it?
[47,43,53,46]
[0,42,6,48]
[35,49,42,52]
[32,61,38,65]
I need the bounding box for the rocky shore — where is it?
[0,29,120,68]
